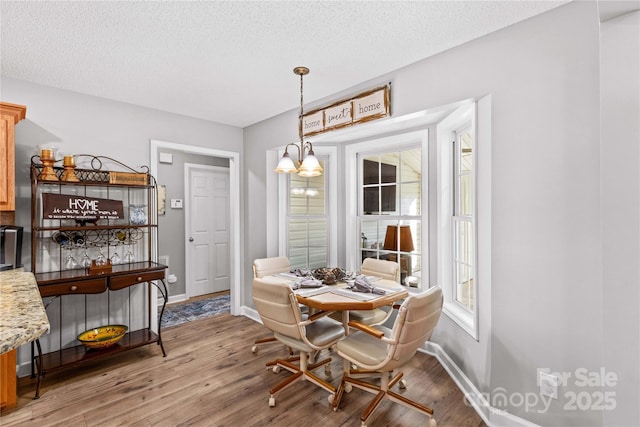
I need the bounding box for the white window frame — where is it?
[437,103,479,339]
[278,146,338,267]
[453,122,474,311]
[345,130,429,279]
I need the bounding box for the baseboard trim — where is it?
[422,342,540,427]
[242,306,262,324]
[156,293,187,307]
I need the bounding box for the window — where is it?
[437,102,478,338]
[453,125,475,311]
[358,146,423,286]
[287,159,328,269]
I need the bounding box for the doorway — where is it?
[185,164,230,297]
[150,139,241,319]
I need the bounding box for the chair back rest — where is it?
[253,256,291,278]
[389,286,443,361]
[361,258,400,282]
[252,277,303,340]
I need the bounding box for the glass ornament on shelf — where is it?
[129,205,147,225]
[81,248,92,268]
[63,245,77,270]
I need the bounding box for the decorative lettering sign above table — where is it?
[301,85,390,137]
[42,193,124,221]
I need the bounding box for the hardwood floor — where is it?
[1,313,487,427]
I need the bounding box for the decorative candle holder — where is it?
[61,155,80,182]
[39,148,59,181]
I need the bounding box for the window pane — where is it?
[455,263,473,310]
[406,221,420,255]
[363,187,379,214]
[289,247,307,270]
[361,219,378,251]
[460,173,472,216]
[362,156,380,185]
[308,219,327,246]
[454,219,474,311]
[290,162,325,216]
[400,148,421,183]
[380,159,397,184]
[308,247,327,269]
[400,182,421,215]
[460,130,473,172]
[289,220,307,247]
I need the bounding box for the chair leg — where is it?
[360,390,386,424]
[252,335,278,353]
[267,351,336,408]
[342,371,436,426]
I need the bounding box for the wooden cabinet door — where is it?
[0,114,16,211]
[0,102,26,213]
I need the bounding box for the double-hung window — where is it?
[356,140,424,287]
[287,159,328,269]
[453,124,475,312]
[437,102,478,338]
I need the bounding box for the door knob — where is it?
[189,237,194,242]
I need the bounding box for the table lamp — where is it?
[383,225,414,252]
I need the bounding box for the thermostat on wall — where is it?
[170,199,183,209]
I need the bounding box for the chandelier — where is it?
[274,67,323,177]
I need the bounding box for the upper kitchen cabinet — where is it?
[0,102,27,215]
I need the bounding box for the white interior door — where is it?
[185,164,230,297]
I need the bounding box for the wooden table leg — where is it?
[0,349,17,409]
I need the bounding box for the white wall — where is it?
[600,9,640,427]
[2,77,243,374]
[244,2,618,425]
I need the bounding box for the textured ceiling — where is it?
[1,1,569,128]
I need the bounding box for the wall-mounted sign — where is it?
[42,193,124,221]
[301,85,390,137]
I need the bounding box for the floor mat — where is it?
[160,294,230,328]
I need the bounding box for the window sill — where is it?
[443,300,478,340]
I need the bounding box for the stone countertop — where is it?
[0,269,50,354]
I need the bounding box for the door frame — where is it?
[184,163,230,298]
[150,139,242,317]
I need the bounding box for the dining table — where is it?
[261,272,409,332]
[261,271,410,408]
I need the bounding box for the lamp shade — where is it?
[383,225,414,252]
[298,152,323,177]
[274,152,298,173]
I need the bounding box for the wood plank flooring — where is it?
[1,313,487,426]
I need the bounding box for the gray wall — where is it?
[2,77,242,272]
[156,148,229,297]
[3,1,638,424]
[244,2,638,425]
[1,77,242,372]
[600,10,640,427]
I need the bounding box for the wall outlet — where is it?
[539,371,559,399]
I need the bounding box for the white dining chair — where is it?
[252,277,344,407]
[334,286,443,427]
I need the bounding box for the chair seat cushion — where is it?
[329,309,387,325]
[336,326,391,367]
[348,309,388,325]
[275,317,344,352]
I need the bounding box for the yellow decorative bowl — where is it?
[78,325,128,349]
